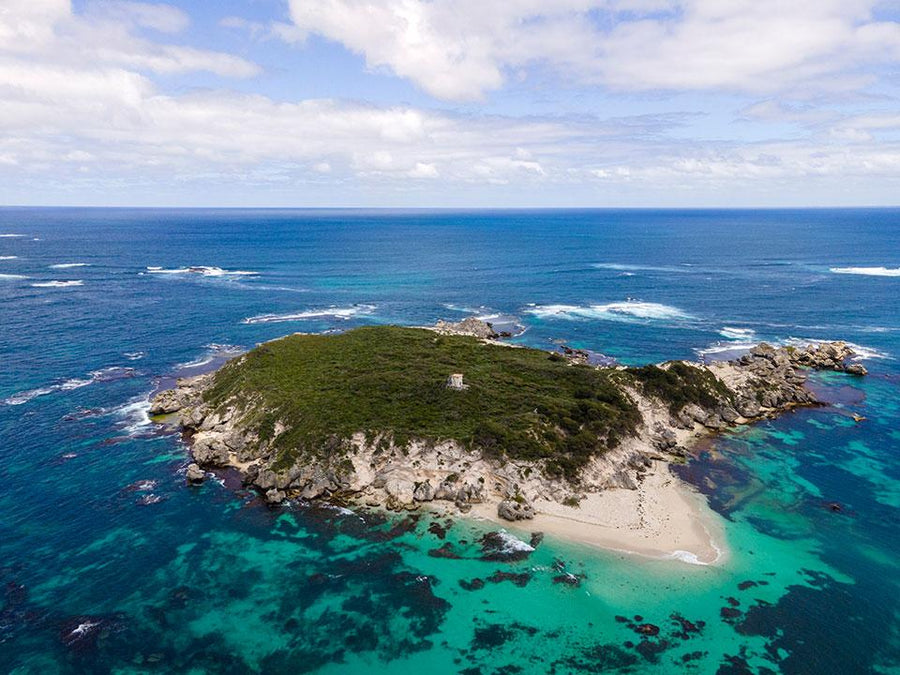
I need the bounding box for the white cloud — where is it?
[0,0,899,205]
[282,0,900,101]
[408,162,439,178]
[86,1,190,34]
[0,1,260,78]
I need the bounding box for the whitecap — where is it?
[489,530,535,555]
[176,343,244,370]
[89,366,137,382]
[0,273,28,280]
[3,386,56,405]
[146,265,258,277]
[114,397,153,435]
[59,378,94,391]
[719,327,756,340]
[0,255,18,260]
[0,233,26,238]
[830,266,900,277]
[123,351,146,361]
[50,262,89,269]
[242,304,376,324]
[31,280,83,288]
[695,342,760,360]
[2,366,137,406]
[526,300,692,323]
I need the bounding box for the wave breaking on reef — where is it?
[31,280,84,288]
[830,266,900,277]
[242,305,376,324]
[145,266,258,277]
[526,300,692,323]
[2,366,137,406]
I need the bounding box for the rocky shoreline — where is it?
[150,320,866,528]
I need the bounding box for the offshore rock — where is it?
[433,317,498,340]
[185,463,205,484]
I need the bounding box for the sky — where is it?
[1,0,900,207]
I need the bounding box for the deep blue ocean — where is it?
[1,208,898,674]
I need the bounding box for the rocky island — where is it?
[151,320,865,563]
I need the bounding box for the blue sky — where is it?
[2,0,900,207]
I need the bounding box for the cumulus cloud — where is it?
[1,0,899,205]
[0,0,260,78]
[283,0,900,100]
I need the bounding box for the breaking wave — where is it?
[0,273,28,280]
[112,397,153,436]
[146,266,258,277]
[0,233,26,238]
[526,300,693,323]
[31,280,83,288]
[830,266,900,277]
[0,255,18,260]
[2,367,137,406]
[719,327,756,340]
[242,304,376,324]
[49,262,90,269]
[176,343,245,370]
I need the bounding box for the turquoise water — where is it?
[0,208,898,673]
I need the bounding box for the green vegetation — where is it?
[202,326,641,481]
[628,361,733,414]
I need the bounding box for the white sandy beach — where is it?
[470,460,726,565]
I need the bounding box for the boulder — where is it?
[191,431,230,466]
[844,363,867,376]
[265,488,286,504]
[498,499,535,521]
[735,397,761,418]
[413,481,435,502]
[301,476,335,500]
[433,317,498,339]
[185,463,205,484]
[434,482,457,501]
[385,478,415,504]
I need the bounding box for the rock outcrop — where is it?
[152,339,866,518]
[432,317,498,340]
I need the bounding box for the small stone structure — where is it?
[446,373,467,390]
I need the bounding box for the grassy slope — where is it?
[202,326,643,480]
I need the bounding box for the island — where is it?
[151,319,865,563]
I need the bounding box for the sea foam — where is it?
[50,262,89,269]
[31,280,83,288]
[242,305,376,324]
[830,266,900,277]
[176,343,244,369]
[146,265,258,277]
[526,300,692,323]
[2,367,136,406]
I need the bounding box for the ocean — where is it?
[0,207,897,674]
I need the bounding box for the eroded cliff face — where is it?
[150,338,864,521]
